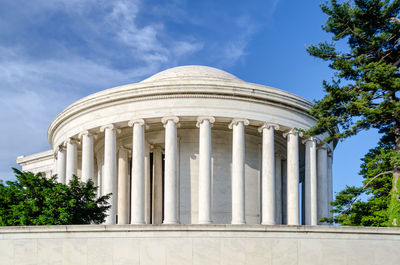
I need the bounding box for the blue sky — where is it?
[0,0,379,196]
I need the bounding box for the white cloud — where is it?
[0,0,271,181]
[0,45,152,181]
[219,15,258,66]
[173,41,204,58]
[106,0,202,66]
[109,0,140,25]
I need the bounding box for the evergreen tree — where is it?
[0,169,110,225]
[323,136,394,225]
[307,0,400,225]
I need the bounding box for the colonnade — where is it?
[55,116,333,225]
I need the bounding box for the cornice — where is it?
[16,150,54,166]
[48,81,315,146]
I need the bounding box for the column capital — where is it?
[128,119,145,127]
[54,144,66,159]
[161,116,180,128]
[196,116,215,127]
[64,138,79,145]
[78,130,97,140]
[258,122,279,133]
[301,136,320,145]
[100,124,121,133]
[318,140,333,154]
[318,142,329,150]
[57,144,66,152]
[228,118,249,129]
[161,116,180,127]
[283,128,303,138]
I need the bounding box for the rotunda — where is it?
[17,65,334,226]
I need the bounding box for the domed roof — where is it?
[140,65,242,83]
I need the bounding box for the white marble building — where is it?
[11,66,400,265]
[17,65,334,226]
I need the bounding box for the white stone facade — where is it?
[1,225,399,265]
[16,65,334,225]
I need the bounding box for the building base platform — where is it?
[1,224,399,265]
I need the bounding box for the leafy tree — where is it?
[0,169,110,225]
[323,135,394,226]
[306,0,400,225]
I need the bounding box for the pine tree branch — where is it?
[362,171,394,190]
[342,170,394,214]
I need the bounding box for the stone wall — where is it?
[0,225,399,265]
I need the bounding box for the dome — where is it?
[140,65,242,83]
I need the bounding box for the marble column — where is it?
[303,137,318,225]
[80,131,94,183]
[259,122,279,225]
[93,157,98,187]
[65,139,78,184]
[117,146,130,224]
[56,145,66,184]
[152,146,163,224]
[275,154,282,224]
[229,118,249,224]
[128,119,146,224]
[197,116,215,224]
[284,129,300,225]
[101,124,118,225]
[281,160,287,224]
[161,116,180,224]
[327,150,333,217]
[96,152,104,196]
[317,143,329,222]
[144,142,151,224]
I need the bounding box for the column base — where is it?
[261,221,276,225]
[231,221,246,225]
[163,221,180,225]
[130,221,146,225]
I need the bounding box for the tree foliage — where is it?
[323,135,394,225]
[0,169,110,226]
[307,0,400,226]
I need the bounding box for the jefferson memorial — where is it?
[8,66,398,265]
[17,65,333,226]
